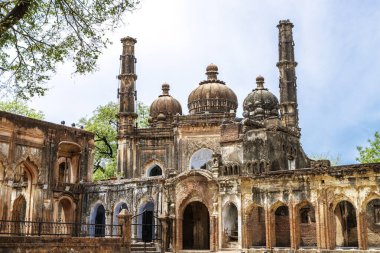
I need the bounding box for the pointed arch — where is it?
[89,202,106,237]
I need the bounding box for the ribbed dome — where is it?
[188,64,238,114]
[150,83,182,121]
[243,76,279,120]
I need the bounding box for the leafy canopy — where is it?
[0,0,139,99]
[80,101,149,181]
[356,131,380,163]
[0,99,44,119]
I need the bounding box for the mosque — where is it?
[1,20,380,252]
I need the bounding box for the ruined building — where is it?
[1,20,380,252]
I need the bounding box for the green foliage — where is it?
[0,99,44,119]
[80,101,149,181]
[136,101,149,128]
[79,101,118,181]
[356,131,380,163]
[310,152,341,166]
[0,0,139,99]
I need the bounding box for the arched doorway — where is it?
[298,203,317,247]
[95,205,105,237]
[366,199,380,248]
[274,205,290,247]
[138,201,154,242]
[246,206,266,247]
[222,202,238,248]
[182,201,210,250]
[114,202,128,235]
[334,201,358,248]
[12,195,27,234]
[57,198,74,222]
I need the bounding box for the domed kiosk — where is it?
[188,64,238,114]
[243,76,279,121]
[149,83,182,124]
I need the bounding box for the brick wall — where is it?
[275,209,290,247]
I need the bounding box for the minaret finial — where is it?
[206,63,218,80]
[162,83,170,95]
[256,76,265,89]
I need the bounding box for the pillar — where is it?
[210,215,218,252]
[118,209,132,252]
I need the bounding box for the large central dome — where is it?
[188,64,238,114]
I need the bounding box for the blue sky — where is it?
[30,0,380,165]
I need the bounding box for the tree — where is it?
[0,99,44,119]
[0,0,139,99]
[356,131,380,163]
[80,101,149,180]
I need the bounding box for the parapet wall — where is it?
[0,237,127,253]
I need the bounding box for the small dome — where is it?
[150,83,182,121]
[188,64,238,114]
[243,76,279,120]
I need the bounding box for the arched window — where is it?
[222,203,238,247]
[58,161,70,183]
[149,165,162,177]
[190,148,213,170]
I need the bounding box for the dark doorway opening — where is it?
[95,205,105,237]
[138,201,155,242]
[182,201,210,250]
[142,210,153,242]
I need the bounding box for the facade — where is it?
[0,111,94,225]
[1,19,380,253]
[82,20,380,251]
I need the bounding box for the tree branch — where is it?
[0,0,33,37]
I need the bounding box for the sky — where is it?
[29,0,380,165]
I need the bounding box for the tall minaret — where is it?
[117,36,137,177]
[118,37,138,134]
[277,20,299,129]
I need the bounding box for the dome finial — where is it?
[256,75,265,89]
[162,83,170,95]
[206,63,218,80]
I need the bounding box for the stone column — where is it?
[175,218,180,252]
[242,214,249,249]
[158,216,167,253]
[289,203,297,249]
[118,209,132,252]
[210,215,218,252]
[265,207,272,249]
[358,211,366,250]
